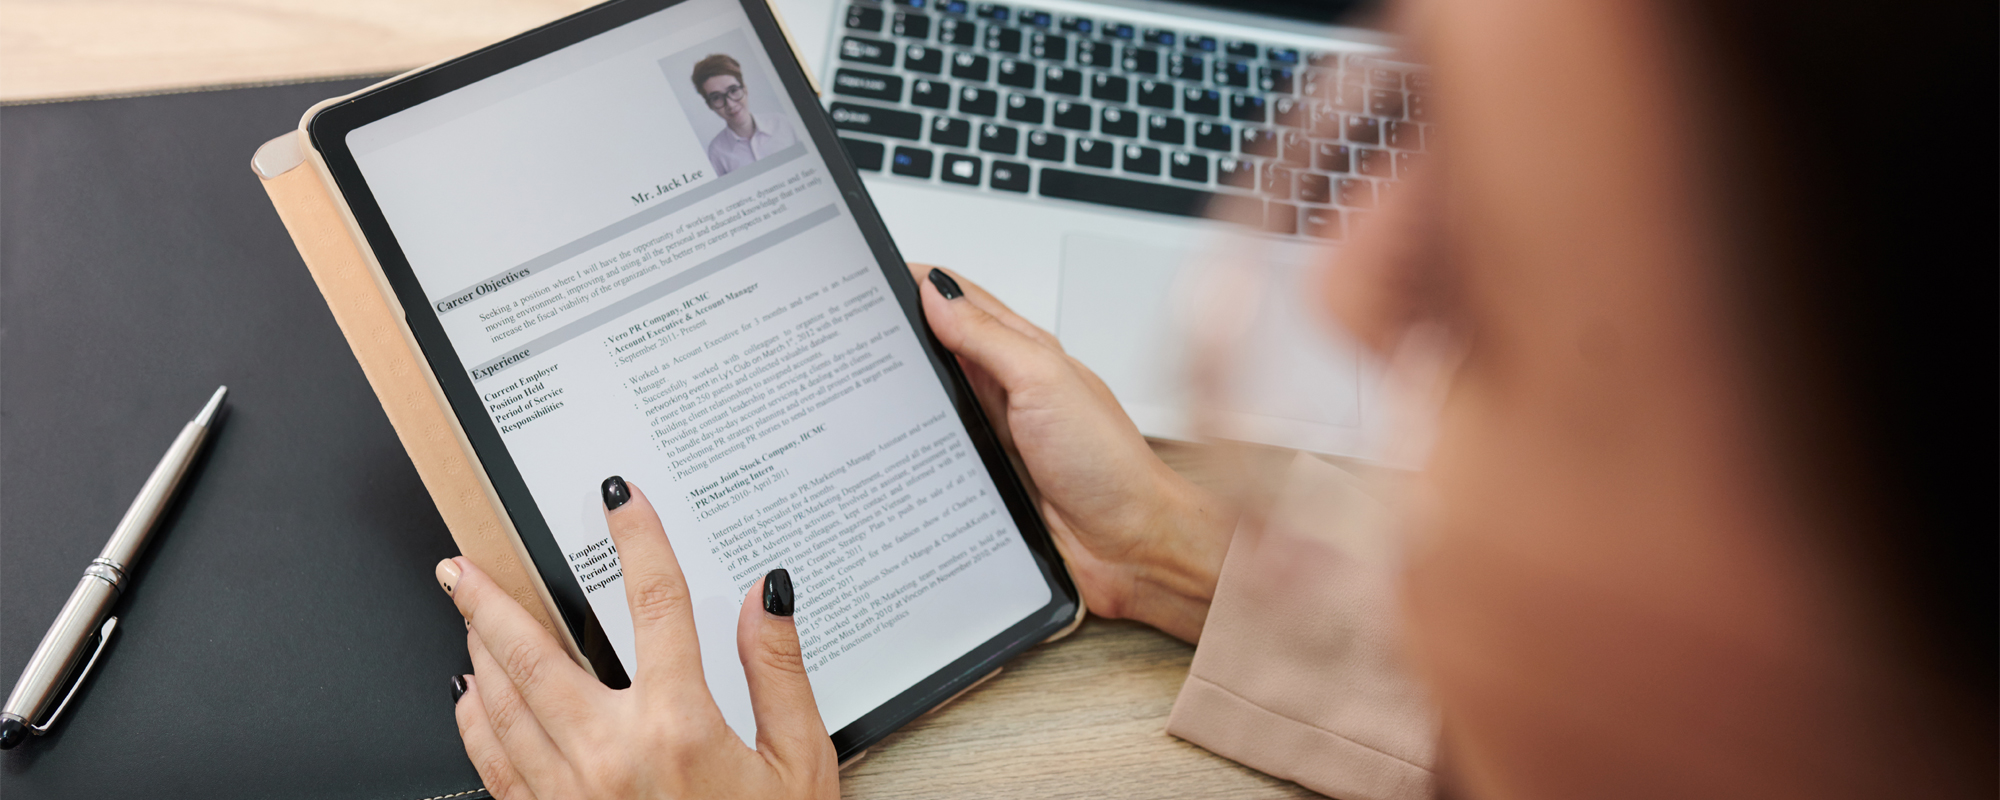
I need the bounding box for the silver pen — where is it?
[0,386,227,749]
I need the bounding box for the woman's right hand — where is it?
[911,265,1232,643]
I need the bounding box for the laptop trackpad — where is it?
[1056,232,1369,452]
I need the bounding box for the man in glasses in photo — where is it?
[690,53,795,177]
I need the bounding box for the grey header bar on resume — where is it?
[431,142,809,315]
[466,202,841,383]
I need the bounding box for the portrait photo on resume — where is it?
[658,29,800,178]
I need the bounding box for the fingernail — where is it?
[450,674,469,705]
[763,568,795,616]
[927,269,963,300]
[602,476,630,510]
[435,558,462,596]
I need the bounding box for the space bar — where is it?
[1037,168,1215,218]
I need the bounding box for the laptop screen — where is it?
[1193,0,1386,26]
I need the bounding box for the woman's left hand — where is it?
[434,478,838,800]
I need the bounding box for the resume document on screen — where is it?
[344,0,1049,742]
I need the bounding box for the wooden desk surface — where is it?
[0,3,1320,796]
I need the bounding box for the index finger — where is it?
[599,477,708,693]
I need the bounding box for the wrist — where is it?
[1120,467,1234,643]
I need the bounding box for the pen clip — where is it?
[28,617,117,736]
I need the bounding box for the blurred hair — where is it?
[690,54,744,94]
[1682,0,1994,754]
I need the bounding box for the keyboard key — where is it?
[1386,119,1422,150]
[1060,15,1093,33]
[1356,147,1392,177]
[1408,93,1431,122]
[833,69,904,102]
[1268,48,1300,65]
[1146,114,1186,144]
[1122,143,1162,175]
[979,122,1020,153]
[1273,96,1307,128]
[959,86,999,115]
[832,102,923,138]
[846,5,884,32]
[1076,40,1113,67]
[1030,32,1068,60]
[1337,177,1374,207]
[1137,80,1175,108]
[975,3,1009,21]
[1329,80,1366,113]
[1265,202,1298,234]
[1369,67,1402,87]
[1225,41,1259,59]
[1168,53,1205,81]
[1044,66,1083,94]
[1229,94,1267,123]
[1091,74,1130,102]
[990,160,1031,191]
[1186,35,1218,53]
[1144,28,1176,46]
[840,37,897,66]
[904,45,945,73]
[1239,127,1277,156]
[1103,22,1136,40]
[840,137,885,170]
[938,18,977,46]
[1280,130,1311,166]
[893,11,931,38]
[1122,46,1161,75]
[1303,206,1341,238]
[1217,157,1255,188]
[1073,137,1115,167]
[1019,9,1052,27]
[1193,121,1232,150]
[984,26,1022,54]
[1260,164,1293,197]
[942,152,983,184]
[1306,51,1340,67]
[1040,168,1215,217]
[911,78,951,108]
[892,0,924,8]
[1368,89,1405,118]
[1099,106,1139,137]
[1259,66,1295,94]
[1309,102,1342,137]
[1005,93,1045,123]
[1170,151,1209,182]
[1396,151,1424,177]
[1406,72,1433,92]
[892,146,935,177]
[1216,60,1252,88]
[1026,130,1067,160]
[1345,114,1380,144]
[951,52,991,80]
[997,59,1037,87]
[1052,100,1093,129]
[1183,88,1222,116]
[1296,172,1330,203]
[939,0,969,14]
[1314,142,1351,172]
[930,115,972,146]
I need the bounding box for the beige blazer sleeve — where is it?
[1166,454,1438,800]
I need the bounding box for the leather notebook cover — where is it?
[0,78,490,799]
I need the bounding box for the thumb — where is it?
[736,568,830,766]
[919,267,1062,393]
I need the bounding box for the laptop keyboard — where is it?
[825,0,1428,240]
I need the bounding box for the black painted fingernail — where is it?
[763,568,795,616]
[927,269,963,300]
[450,674,468,705]
[602,476,630,510]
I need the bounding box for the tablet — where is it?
[304,0,1080,760]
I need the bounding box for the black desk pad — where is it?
[1,78,489,800]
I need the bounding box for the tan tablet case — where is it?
[250,2,1080,677]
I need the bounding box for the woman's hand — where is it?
[435,478,837,800]
[912,265,1233,643]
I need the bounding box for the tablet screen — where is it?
[328,0,1058,744]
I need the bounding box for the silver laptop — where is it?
[771,0,1422,460]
